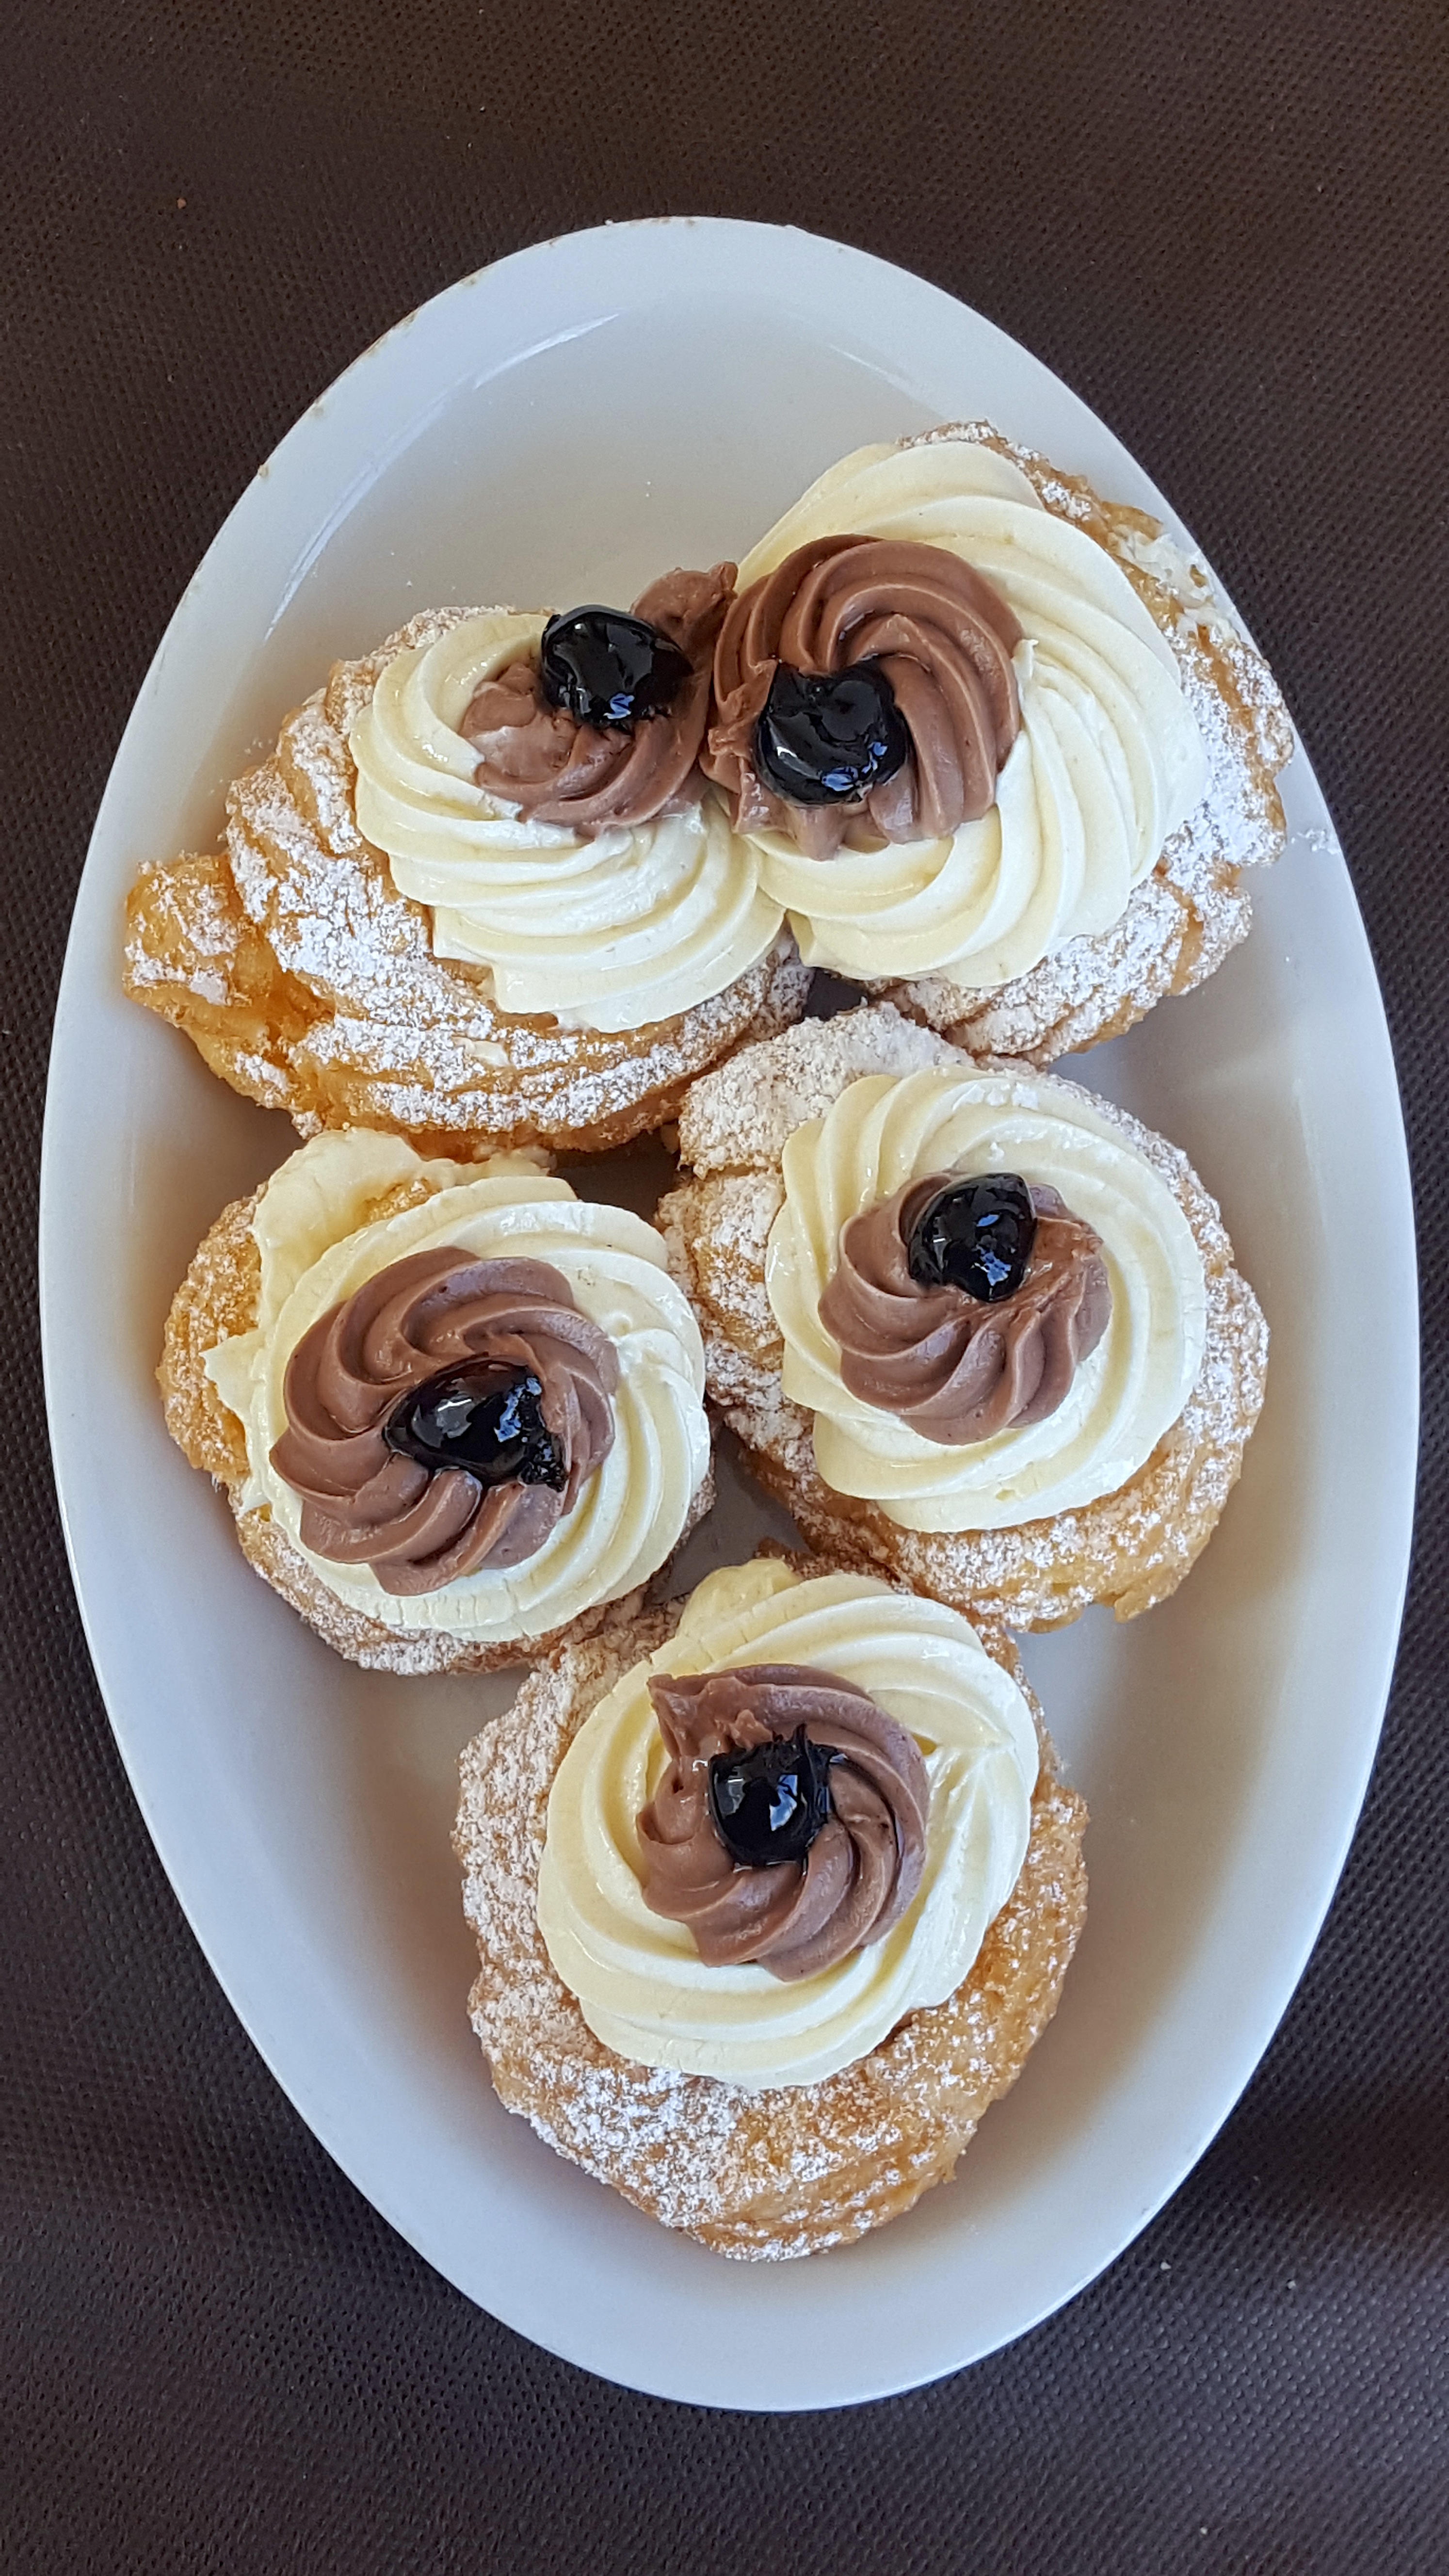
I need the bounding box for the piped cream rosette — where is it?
[536,1559,1038,2088]
[349,612,784,1032]
[207,1128,710,1643]
[735,438,1209,986]
[768,1066,1208,1532]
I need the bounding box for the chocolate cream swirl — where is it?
[819,1178,1112,1446]
[458,564,735,836]
[271,1247,617,1594]
[637,1664,929,1981]
[704,534,1023,859]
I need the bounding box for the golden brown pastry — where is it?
[160,1127,712,1673]
[706,423,1293,1063]
[659,1006,1268,1628]
[455,1555,1087,2258]
[124,423,1291,1157]
[125,582,810,1156]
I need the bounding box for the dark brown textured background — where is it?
[3,1,1445,2566]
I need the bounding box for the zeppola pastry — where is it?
[456,1555,1087,2257]
[705,422,1292,1062]
[123,421,1291,1160]
[160,1128,711,1672]
[134,406,1288,2268]
[660,1006,1268,1627]
[125,573,809,1155]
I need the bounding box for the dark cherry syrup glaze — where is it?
[752,661,909,808]
[538,606,691,732]
[383,1362,566,1490]
[706,1726,840,1868]
[905,1172,1038,1304]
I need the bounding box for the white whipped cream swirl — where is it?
[537,1560,1038,2088]
[207,1129,709,1642]
[767,1067,1207,1531]
[734,438,1208,986]
[349,613,783,1032]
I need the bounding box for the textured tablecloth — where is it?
[3,2,1444,2566]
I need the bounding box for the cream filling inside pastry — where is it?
[767,1068,1207,1531]
[536,1560,1038,2088]
[350,613,784,1032]
[734,438,1209,986]
[207,1130,710,1640]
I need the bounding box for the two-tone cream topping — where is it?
[637,1659,929,1979]
[536,1559,1038,2089]
[207,1129,709,1643]
[705,532,1024,857]
[727,435,1209,988]
[820,1174,1112,1445]
[349,580,784,1034]
[768,1066,1207,1532]
[271,1246,618,1593]
[346,435,1208,1025]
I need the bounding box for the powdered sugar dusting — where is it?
[124,606,811,1154]
[877,426,1293,1064]
[453,1579,1087,2257]
[158,1160,716,1675]
[677,1004,959,1174]
[661,1009,1267,1630]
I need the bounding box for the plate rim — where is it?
[40,214,1420,2408]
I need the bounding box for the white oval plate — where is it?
[41,219,1417,2410]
